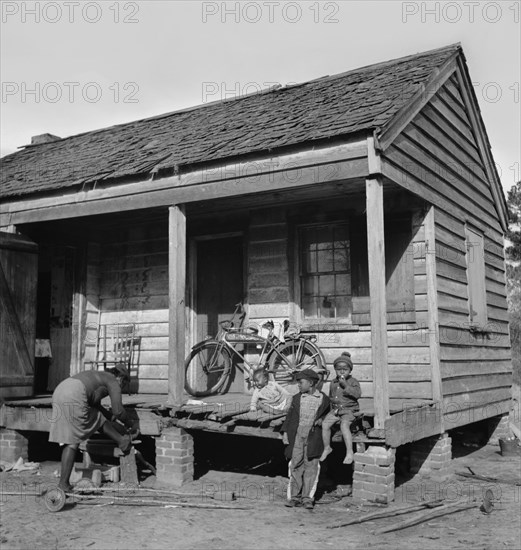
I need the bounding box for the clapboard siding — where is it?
[93,223,169,393]
[243,205,432,401]
[384,74,512,426]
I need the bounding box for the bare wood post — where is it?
[366,177,389,429]
[424,206,444,429]
[168,205,186,407]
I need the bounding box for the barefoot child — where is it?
[320,352,361,464]
[281,369,330,509]
[250,369,291,414]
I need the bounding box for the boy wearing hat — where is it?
[281,369,330,509]
[320,352,361,464]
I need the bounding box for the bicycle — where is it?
[184,303,328,397]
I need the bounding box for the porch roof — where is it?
[1,44,460,200]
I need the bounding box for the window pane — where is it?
[320,298,335,318]
[318,275,335,295]
[336,274,350,293]
[302,250,317,274]
[336,295,351,318]
[302,295,317,318]
[317,249,334,273]
[334,244,350,271]
[302,276,317,297]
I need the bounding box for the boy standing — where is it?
[281,369,330,509]
[320,352,361,464]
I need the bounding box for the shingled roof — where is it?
[1,44,461,200]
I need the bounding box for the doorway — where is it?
[194,235,244,342]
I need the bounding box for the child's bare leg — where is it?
[320,414,335,462]
[340,417,354,464]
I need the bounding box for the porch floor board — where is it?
[1,392,432,415]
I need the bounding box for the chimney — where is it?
[30,133,61,145]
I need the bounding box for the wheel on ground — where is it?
[268,340,326,393]
[184,341,231,397]
[44,487,66,512]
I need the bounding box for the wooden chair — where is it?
[85,323,138,389]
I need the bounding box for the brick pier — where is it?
[352,445,396,503]
[410,433,452,479]
[0,428,28,464]
[155,427,194,486]
[487,413,511,445]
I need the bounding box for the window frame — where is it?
[294,220,358,331]
[464,224,488,329]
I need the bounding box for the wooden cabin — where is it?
[0,44,513,502]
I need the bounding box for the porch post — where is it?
[168,205,186,407]
[365,177,389,429]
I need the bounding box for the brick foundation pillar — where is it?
[487,414,510,445]
[0,428,28,463]
[353,445,396,504]
[155,427,194,486]
[410,433,451,478]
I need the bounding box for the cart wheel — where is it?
[44,487,66,512]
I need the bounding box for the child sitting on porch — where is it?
[320,352,361,465]
[249,369,291,414]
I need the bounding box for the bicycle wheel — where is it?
[184,341,231,397]
[268,339,326,392]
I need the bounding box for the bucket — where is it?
[498,438,518,457]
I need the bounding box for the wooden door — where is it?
[196,237,244,342]
[0,232,38,399]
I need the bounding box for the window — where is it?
[299,223,351,320]
[465,226,487,327]
[297,215,416,325]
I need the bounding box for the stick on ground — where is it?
[373,501,477,535]
[328,499,444,528]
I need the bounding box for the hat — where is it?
[333,352,353,370]
[295,369,320,383]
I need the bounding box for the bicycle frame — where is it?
[217,325,280,381]
[215,324,324,383]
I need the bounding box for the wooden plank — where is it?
[1,156,369,225]
[442,373,512,395]
[0,375,33,386]
[321,347,430,365]
[425,207,442,408]
[440,346,512,361]
[442,398,510,431]
[421,104,482,166]
[357,381,432,399]
[385,402,442,447]
[365,177,389,428]
[438,327,511,347]
[167,205,186,407]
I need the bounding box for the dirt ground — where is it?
[1,433,520,550]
